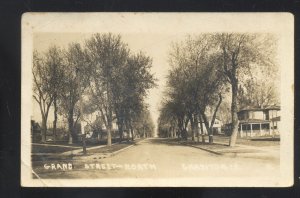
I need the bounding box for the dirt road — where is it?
[32,138,280,180]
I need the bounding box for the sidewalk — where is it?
[181,136,280,160]
[32,138,146,162]
[68,138,146,160]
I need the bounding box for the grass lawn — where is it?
[87,141,134,154]
[31,138,124,153]
[32,145,80,154]
[213,135,280,147]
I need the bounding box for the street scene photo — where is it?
[21,13,294,187]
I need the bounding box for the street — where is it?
[32,138,280,179]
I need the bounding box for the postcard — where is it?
[21,12,294,187]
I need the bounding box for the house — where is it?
[237,105,280,137]
[31,120,41,142]
[198,117,223,135]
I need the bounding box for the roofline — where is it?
[238,106,280,113]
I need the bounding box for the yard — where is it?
[212,135,280,147]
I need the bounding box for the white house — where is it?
[237,105,280,137]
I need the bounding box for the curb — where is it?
[110,144,135,157]
[72,138,146,160]
[109,138,147,157]
[59,141,121,156]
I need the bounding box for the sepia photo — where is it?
[21,13,294,187]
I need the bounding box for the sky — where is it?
[32,32,186,133]
[29,13,291,136]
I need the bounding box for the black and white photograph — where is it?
[21,13,294,187]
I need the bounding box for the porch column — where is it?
[269,121,274,136]
[259,123,262,136]
[250,124,253,137]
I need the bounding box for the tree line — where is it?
[158,33,278,146]
[33,33,156,146]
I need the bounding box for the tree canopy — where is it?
[33,33,157,145]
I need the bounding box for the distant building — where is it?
[199,117,223,135]
[225,105,280,137]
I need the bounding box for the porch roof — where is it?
[239,119,270,124]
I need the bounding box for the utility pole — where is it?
[76,67,87,155]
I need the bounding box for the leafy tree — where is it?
[215,33,277,146]
[86,33,129,146]
[158,100,178,138]
[58,43,88,144]
[32,51,54,142]
[114,52,156,141]
[131,106,155,138]
[43,46,64,141]
[33,33,156,146]
[166,35,225,143]
[33,46,66,142]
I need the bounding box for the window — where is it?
[252,124,260,130]
[261,123,270,130]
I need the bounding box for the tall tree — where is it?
[58,43,88,144]
[215,33,277,146]
[132,106,155,138]
[158,100,178,138]
[32,51,54,142]
[43,46,64,142]
[117,52,156,141]
[166,35,225,143]
[86,33,129,146]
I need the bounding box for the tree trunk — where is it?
[194,114,199,143]
[208,94,222,144]
[190,114,195,141]
[201,112,212,143]
[229,81,239,147]
[41,117,47,143]
[106,104,113,146]
[183,117,189,140]
[107,114,112,146]
[199,114,205,143]
[53,96,58,142]
[68,111,74,144]
[202,114,213,144]
[107,126,112,146]
[130,123,134,141]
[177,117,183,140]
